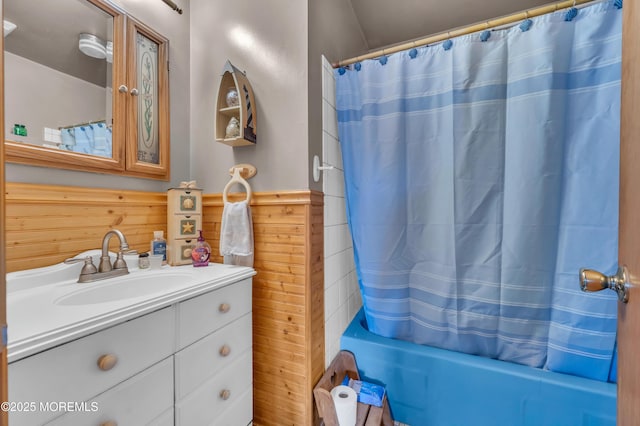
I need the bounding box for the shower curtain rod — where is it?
[333,0,598,68]
[161,0,183,14]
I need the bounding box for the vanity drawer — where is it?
[213,387,253,426]
[175,312,252,399]
[48,357,174,426]
[9,306,175,426]
[177,278,252,349]
[151,407,175,426]
[175,349,253,426]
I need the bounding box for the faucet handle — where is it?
[64,256,90,264]
[80,257,98,275]
[64,256,98,276]
[113,252,129,270]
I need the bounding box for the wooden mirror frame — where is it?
[4,0,170,181]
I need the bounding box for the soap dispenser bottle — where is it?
[191,230,211,267]
[151,230,167,264]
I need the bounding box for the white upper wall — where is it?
[190,0,368,193]
[5,0,370,193]
[189,0,309,193]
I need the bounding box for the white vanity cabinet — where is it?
[175,278,253,425]
[9,306,176,426]
[48,357,175,426]
[7,269,254,426]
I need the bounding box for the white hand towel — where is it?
[220,200,254,267]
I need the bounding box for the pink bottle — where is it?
[191,230,211,267]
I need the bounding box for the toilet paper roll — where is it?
[330,385,357,426]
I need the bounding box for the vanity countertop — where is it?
[6,253,256,363]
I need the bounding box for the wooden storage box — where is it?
[167,187,202,265]
[314,350,393,426]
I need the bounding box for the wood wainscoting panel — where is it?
[5,183,167,273]
[203,190,325,426]
[5,185,326,425]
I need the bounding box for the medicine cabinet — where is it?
[4,0,170,180]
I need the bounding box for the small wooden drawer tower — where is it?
[215,60,257,146]
[167,186,203,266]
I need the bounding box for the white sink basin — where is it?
[54,271,194,305]
[7,250,127,292]
[6,251,255,363]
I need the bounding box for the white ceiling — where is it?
[347,0,555,51]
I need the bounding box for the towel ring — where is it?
[223,167,252,203]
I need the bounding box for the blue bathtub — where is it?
[341,308,616,426]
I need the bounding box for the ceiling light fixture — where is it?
[3,20,17,37]
[79,33,106,59]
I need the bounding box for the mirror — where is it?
[4,0,114,158]
[3,0,170,180]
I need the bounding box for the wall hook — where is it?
[313,155,334,182]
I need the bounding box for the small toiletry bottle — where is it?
[138,252,150,269]
[191,230,211,267]
[151,230,167,264]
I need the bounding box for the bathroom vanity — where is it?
[6,254,255,425]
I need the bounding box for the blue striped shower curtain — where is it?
[335,1,621,381]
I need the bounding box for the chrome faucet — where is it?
[65,229,135,283]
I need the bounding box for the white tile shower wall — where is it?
[322,55,362,367]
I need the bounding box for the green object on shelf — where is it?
[13,124,27,136]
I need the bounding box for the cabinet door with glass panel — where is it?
[123,18,169,179]
[3,0,170,180]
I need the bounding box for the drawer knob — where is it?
[218,303,231,313]
[219,389,231,400]
[97,354,118,371]
[101,421,118,426]
[219,344,231,357]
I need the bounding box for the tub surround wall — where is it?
[308,0,369,192]
[321,56,361,367]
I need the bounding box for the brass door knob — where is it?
[579,266,630,303]
[219,303,231,313]
[219,389,231,400]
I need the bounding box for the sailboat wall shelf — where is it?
[215,61,257,146]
